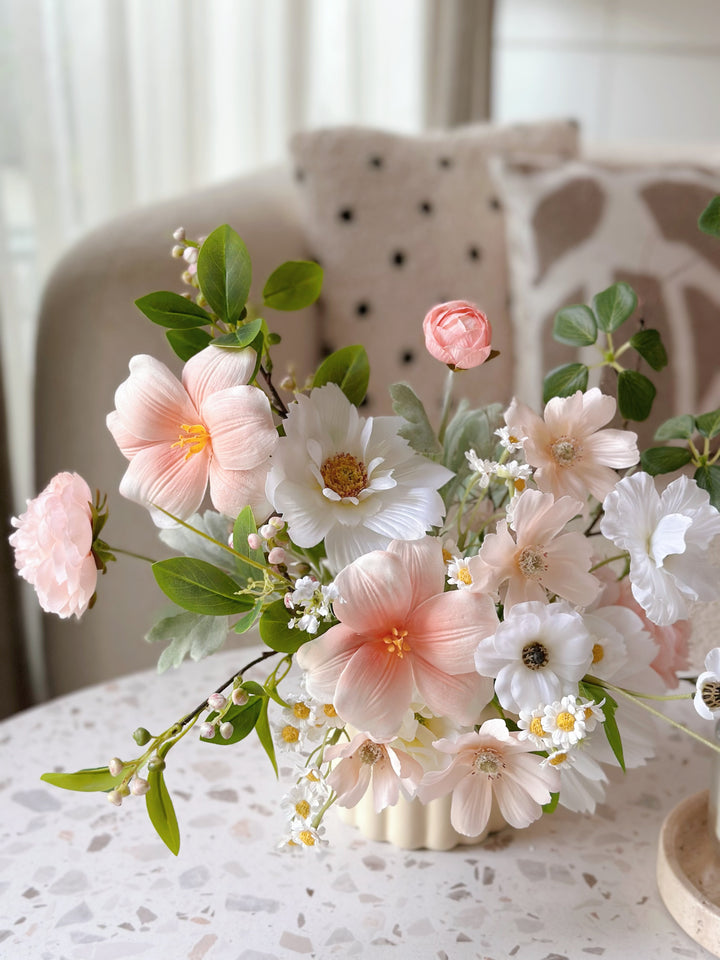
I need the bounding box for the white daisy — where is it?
[517,705,552,749]
[464,450,497,486]
[694,647,720,720]
[600,472,720,626]
[289,823,328,849]
[447,556,474,589]
[495,425,528,453]
[266,383,453,571]
[542,695,589,748]
[280,783,326,823]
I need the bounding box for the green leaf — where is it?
[654,415,696,442]
[152,558,251,616]
[202,698,263,745]
[41,765,127,793]
[263,260,323,311]
[583,683,625,772]
[196,224,252,324]
[259,598,311,654]
[166,327,213,362]
[443,402,504,475]
[255,698,278,776]
[617,369,656,421]
[640,446,692,476]
[552,304,597,346]
[213,318,264,349]
[146,766,180,855]
[699,196,720,238]
[629,328,668,371]
[233,599,263,634]
[542,792,560,814]
[135,291,212,329]
[696,408,720,440]
[542,363,589,402]
[592,282,638,333]
[232,506,266,583]
[312,345,370,406]
[146,611,229,672]
[389,382,442,458]
[695,464,720,511]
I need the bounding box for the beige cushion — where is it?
[290,121,579,417]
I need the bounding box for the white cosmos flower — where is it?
[694,647,720,720]
[600,473,720,626]
[266,383,453,571]
[474,600,593,714]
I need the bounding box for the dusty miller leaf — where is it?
[159,510,236,573]
[389,382,442,458]
[146,611,229,673]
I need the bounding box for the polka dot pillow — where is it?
[290,121,579,415]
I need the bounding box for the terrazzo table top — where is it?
[0,646,716,960]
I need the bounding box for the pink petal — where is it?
[584,428,639,468]
[333,551,412,636]
[334,642,414,739]
[201,386,277,470]
[182,345,256,409]
[516,491,583,545]
[371,760,401,811]
[413,656,493,727]
[386,536,446,608]
[106,411,148,460]
[419,758,469,802]
[114,355,198,442]
[328,757,370,808]
[451,773,492,836]
[295,624,366,702]
[208,461,272,520]
[543,535,599,606]
[118,440,209,523]
[410,590,498,674]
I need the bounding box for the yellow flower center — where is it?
[549,751,568,766]
[358,741,384,766]
[457,568,473,585]
[529,717,546,737]
[517,545,548,580]
[514,478,526,493]
[305,770,320,782]
[473,747,504,778]
[293,702,311,720]
[298,830,315,846]
[171,423,211,460]
[556,711,576,732]
[320,452,368,499]
[592,643,604,664]
[584,707,594,720]
[550,435,582,467]
[295,800,311,819]
[323,704,337,718]
[442,548,454,563]
[281,724,300,743]
[382,626,410,658]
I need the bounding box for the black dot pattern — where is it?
[419,201,433,215]
[401,349,415,365]
[368,155,384,169]
[338,207,354,222]
[355,302,371,317]
[391,251,406,267]
[468,245,482,262]
[438,156,453,169]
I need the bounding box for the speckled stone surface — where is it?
[1,647,717,959]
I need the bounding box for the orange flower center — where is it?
[172,423,211,460]
[382,626,410,658]
[320,452,368,499]
[550,435,582,467]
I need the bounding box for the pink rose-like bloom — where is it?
[296,537,499,739]
[325,732,424,812]
[107,345,278,526]
[419,719,560,836]
[10,472,97,619]
[422,300,492,370]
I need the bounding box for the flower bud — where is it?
[247,533,262,550]
[133,727,152,746]
[108,757,124,777]
[268,547,287,565]
[232,688,249,706]
[199,722,216,739]
[107,789,123,806]
[130,777,150,796]
[173,227,186,241]
[259,523,274,540]
[171,245,184,258]
[148,756,166,771]
[269,516,285,531]
[183,246,198,263]
[117,783,130,798]
[220,722,234,740]
[207,692,227,712]
[182,270,193,285]
[423,300,493,370]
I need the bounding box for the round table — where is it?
[0,646,716,959]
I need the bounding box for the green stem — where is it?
[437,369,455,445]
[590,553,627,572]
[109,546,156,564]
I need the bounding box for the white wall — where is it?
[492,0,720,151]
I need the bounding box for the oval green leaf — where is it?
[552,304,598,346]
[255,699,278,777]
[629,328,668,371]
[640,446,692,476]
[152,558,251,616]
[146,767,180,855]
[263,260,323,311]
[41,765,126,793]
[135,291,213,329]
[202,698,263,745]
[696,408,720,440]
[699,196,720,238]
[197,224,252,325]
[166,327,213,362]
[695,464,720,511]
[312,345,369,406]
[542,362,589,403]
[654,414,696,442]
[592,282,637,333]
[213,318,263,349]
[617,369,656,421]
[259,598,310,654]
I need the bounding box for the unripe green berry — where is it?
[148,756,166,772]
[133,727,152,746]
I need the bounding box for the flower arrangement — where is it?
[11,201,720,855]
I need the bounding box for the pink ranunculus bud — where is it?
[199,722,216,740]
[9,472,98,619]
[422,300,492,370]
[207,693,227,712]
[268,547,287,565]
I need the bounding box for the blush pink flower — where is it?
[296,537,498,739]
[419,719,560,836]
[107,345,278,526]
[613,578,690,688]
[325,732,424,812]
[10,472,97,619]
[467,488,600,609]
[505,388,638,502]
[422,300,492,369]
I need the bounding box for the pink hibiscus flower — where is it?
[467,488,599,609]
[325,732,424,812]
[505,388,638,502]
[107,345,278,525]
[419,719,560,835]
[296,537,498,739]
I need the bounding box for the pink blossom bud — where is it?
[423,300,493,370]
[232,688,249,706]
[107,789,123,806]
[247,533,262,550]
[259,523,274,540]
[283,592,294,609]
[108,757,124,777]
[171,245,184,258]
[220,722,234,740]
[130,777,150,796]
[182,246,198,264]
[268,547,286,565]
[207,693,227,711]
[173,227,186,241]
[269,516,285,531]
[199,722,216,739]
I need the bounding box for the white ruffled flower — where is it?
[694,647,720,720]
[600,472,720,626]
[266,383,452,571]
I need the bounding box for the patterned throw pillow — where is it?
[290,121,579,415]
[493,159,720,443]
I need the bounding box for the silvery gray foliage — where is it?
[159,510,235,573]
[146,611,229,673]
[389,382,443,459]
[441,401,505,504]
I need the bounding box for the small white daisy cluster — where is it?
[284,576,340,634]
[518,694,605,768]
[278,762,332,850]
[464,450,532,492]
